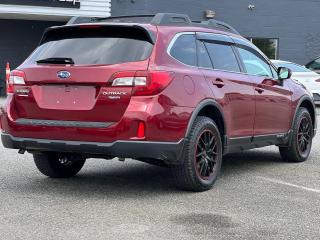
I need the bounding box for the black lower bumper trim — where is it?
[1,133,184,164]
[15,118,113,128]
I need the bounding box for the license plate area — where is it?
[33,85,96,110]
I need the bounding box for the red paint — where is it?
[200,69,256,137]
[250,76,293,135]
[0,23,313,145]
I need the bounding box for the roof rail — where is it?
[67,13,191,25]
[200,20,240,35]
[67,13,239,35]
[87,15,155,24]
[150,13,192,26]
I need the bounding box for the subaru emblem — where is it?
[57,71,71,79]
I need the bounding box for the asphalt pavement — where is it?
[1,97,320,240]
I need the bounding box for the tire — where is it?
[172,116,223,192]
[34,152,86,178]
[279,107,313,162]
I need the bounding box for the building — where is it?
[112,0,320,65]
[1,0,319,95]
[0,0,111,95]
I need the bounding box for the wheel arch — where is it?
[294,95,316,136]
[185,99,226,145]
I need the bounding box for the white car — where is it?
[272,60,320,103]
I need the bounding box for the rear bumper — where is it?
[1,133,185,165]
[0,94,192,143]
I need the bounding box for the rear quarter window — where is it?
[169,34,197,66]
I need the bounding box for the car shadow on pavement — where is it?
[26,160,180,198]
[12,149,286,198]
[221,150,283,175]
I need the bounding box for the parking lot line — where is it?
[257,176,320,194]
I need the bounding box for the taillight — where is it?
[7,70,26,94]
[110,71,174,96]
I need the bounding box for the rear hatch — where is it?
[12,24,155,125]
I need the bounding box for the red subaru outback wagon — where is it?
[0,13,317,191]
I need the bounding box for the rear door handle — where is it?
[212,78,225,88]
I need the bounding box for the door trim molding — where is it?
[225,132,291,154]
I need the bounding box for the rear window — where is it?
[27,26,154,65]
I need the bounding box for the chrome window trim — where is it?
[199,66,279,80]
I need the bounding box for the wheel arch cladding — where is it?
[185,100,226,144]
[296,96,316,135]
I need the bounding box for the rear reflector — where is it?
[7,70,26,94]
[110,71,174,96]
[137,122,145,138]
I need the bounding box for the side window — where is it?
[197,41,213,69]
[204,42,240,72]
[170,34,197,66]
[237,47,273,78]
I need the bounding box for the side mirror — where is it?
[278,67,292,80]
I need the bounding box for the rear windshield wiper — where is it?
[36,57,75,65]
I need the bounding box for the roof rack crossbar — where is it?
[66,13,239,35]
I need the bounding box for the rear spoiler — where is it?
[39,24,156,46]
[67,13,240,35]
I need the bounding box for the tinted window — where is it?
[27,27,153,65]
[274,62,312,73]
[170,34,197,66]
[29,38,153,65]
[197,41,213,69]
[204,42,240,72]
[237,47,273,77]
